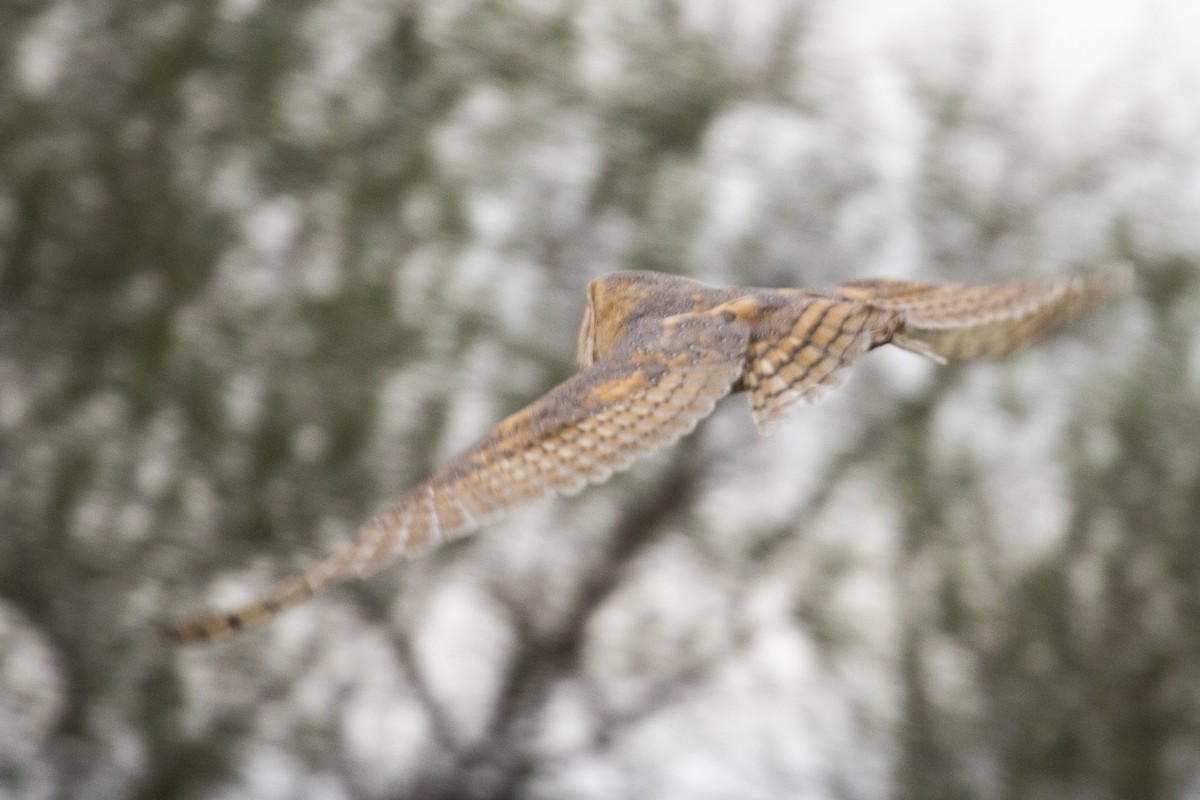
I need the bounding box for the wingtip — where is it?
[159,605,261,645]
[1079,262,1135,297]
[158,616,230,646]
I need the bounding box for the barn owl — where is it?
[164,266,1131,642]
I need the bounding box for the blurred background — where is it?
[2,0,1199,798]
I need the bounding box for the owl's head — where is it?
[575,271,715,367]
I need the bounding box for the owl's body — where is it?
[165,267,1130,642]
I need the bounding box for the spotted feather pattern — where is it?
[163,305,750,642]
[742,298,901,431]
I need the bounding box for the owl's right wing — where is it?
[831,266,1131,362]
[163,305,750,643]
[738,266,1131,433]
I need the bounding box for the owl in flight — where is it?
[165,266,1130,642]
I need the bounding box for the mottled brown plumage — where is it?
[164,266,1130,642]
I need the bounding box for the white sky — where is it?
[829,0,1200,101]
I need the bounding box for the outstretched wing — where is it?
[738,266,1130,432]
[832,266,1131,362]
[164,307,750,643]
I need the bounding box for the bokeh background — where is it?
[3,0,1200,798]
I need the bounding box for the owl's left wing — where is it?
[831,266,1130,361]
[164,306,750,643]
[741,267,1129,432]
